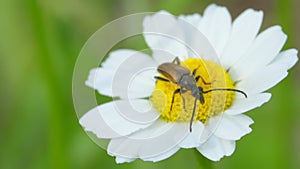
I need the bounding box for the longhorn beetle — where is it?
[154,57,247,132]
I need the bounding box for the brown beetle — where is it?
[155,57,247,132]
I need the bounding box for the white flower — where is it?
[79,4,298,163]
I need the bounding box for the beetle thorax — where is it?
[178,75,197,92]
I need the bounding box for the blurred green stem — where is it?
[25,0,67,168]
[194,149,213,169]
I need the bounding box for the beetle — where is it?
[154,57,247,132]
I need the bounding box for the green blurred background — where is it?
[1,0,299,169]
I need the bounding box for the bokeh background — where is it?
[1,0,299,169]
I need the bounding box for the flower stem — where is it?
[194,149,214,169]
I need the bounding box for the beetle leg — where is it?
[195,75,211,85]
[154,76,169,82]
[172,57,181,65]
[189,97,198,132]
[197,87,205,104]
[181,97,187,112]
[192,66,200,76]
[170,88,181,112]
[179,87,189,112]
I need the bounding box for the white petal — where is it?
[230,26,287,81]
[199,126,213,144]
[177,15,219,62]
[224,93,271,115]
[108,120,189,160]
[269,49,298,69]
[179,121,205,148]
[143,11,188,63]
[143,146,180,162]
[236,49,298,95]
[197,135,235,161]
[116,147,183,163]
[144,11,218,64]
[85,68,113,96]
[221,9,263,69]
[178,14,203,58]
[178,13,202,27]
[208,114,253,140]
[79,99,159,138]
[115,157,136,164]
[127,68,157,99]
[198,4,232,56]
[113,99,161,124]
[86,49,136,96]
[79,105,120,138]
[236,64,288,95]
[101,49,138,69]
[86,49,157,99]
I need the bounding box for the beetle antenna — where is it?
[203,88,247,98]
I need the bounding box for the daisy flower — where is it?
[79,4,298,163]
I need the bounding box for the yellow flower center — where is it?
[150,58,236,124]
